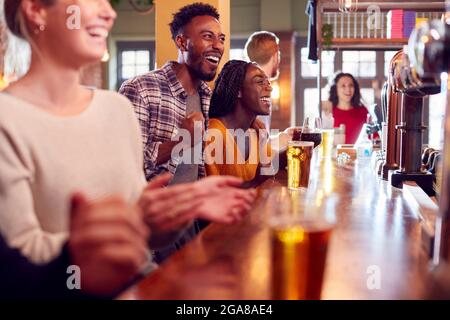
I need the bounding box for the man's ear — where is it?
[238,91,242,98]
[175,34,189,52]
[270,51,278,65]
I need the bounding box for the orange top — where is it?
[205,118,272,181]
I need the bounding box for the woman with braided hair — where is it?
[205,60,278,186]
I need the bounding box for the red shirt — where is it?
[332,106,368,144]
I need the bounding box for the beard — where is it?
[189,64,216,82]
[187,46,218,82]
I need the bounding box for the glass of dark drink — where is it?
[301,117,322,148]
[292,128,302,141]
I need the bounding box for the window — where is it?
[360,88,375,106]
[428,91,446,149]
[117,41,155,89]
[342,51,376,78]
[121,50,150,79]
[303,88,329,117]
[301,48,335,78]
[384,51,397,77]
[230,39,247,62]
[296,37,400,127]
[230,48,247,61]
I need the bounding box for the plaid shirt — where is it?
[119,62,211,180]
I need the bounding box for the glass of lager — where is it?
[267,188,334,300]
[287,141,314,189]
[321,129,334,158]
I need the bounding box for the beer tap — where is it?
[387,31,442,196]
[381,51,403,180]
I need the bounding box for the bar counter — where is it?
[119,157,432,300]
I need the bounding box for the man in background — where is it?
[245,31,280,132]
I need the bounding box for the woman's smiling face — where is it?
[239,63,273,116]
[336,75,355,105]
[28,0,117,67]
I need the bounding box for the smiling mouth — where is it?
[86,27,109,40]
[260,97,271,104]
[204,55,221,65]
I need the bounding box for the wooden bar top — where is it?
[120,158,433,300]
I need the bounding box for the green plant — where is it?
[321,23,333,49]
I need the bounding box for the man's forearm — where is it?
[156,140,180,165]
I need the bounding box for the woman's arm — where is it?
[0,234,75,299]
[246,137,288,188]
[0,193,149,299]
[0,130,67,264]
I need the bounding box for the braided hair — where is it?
[209,60,252,119]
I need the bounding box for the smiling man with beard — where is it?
[120,2,225,182]
[119,3,225,262]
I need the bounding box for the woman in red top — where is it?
[328,72,368,144]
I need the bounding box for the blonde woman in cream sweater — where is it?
[0,0,255,264]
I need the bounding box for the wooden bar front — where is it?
[120,158,432,300]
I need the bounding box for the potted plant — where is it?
[321,23,333,49]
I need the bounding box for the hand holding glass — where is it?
[300,117,322,148]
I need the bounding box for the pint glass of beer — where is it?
[321,129,334,158]
[267,188,334,300]
[287,141,314,189]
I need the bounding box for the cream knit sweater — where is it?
[0,90,146,264]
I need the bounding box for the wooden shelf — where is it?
[327,38,408,49]
[332,38,408,43]
[317,0,444,49]
[321,1,446,12]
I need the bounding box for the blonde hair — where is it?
[4,0,55,39]
[245,31,280,66]
[4,0,55,62]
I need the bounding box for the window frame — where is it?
[230,39,248,61]
[342,50,377,78]
[116,41,155,89]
